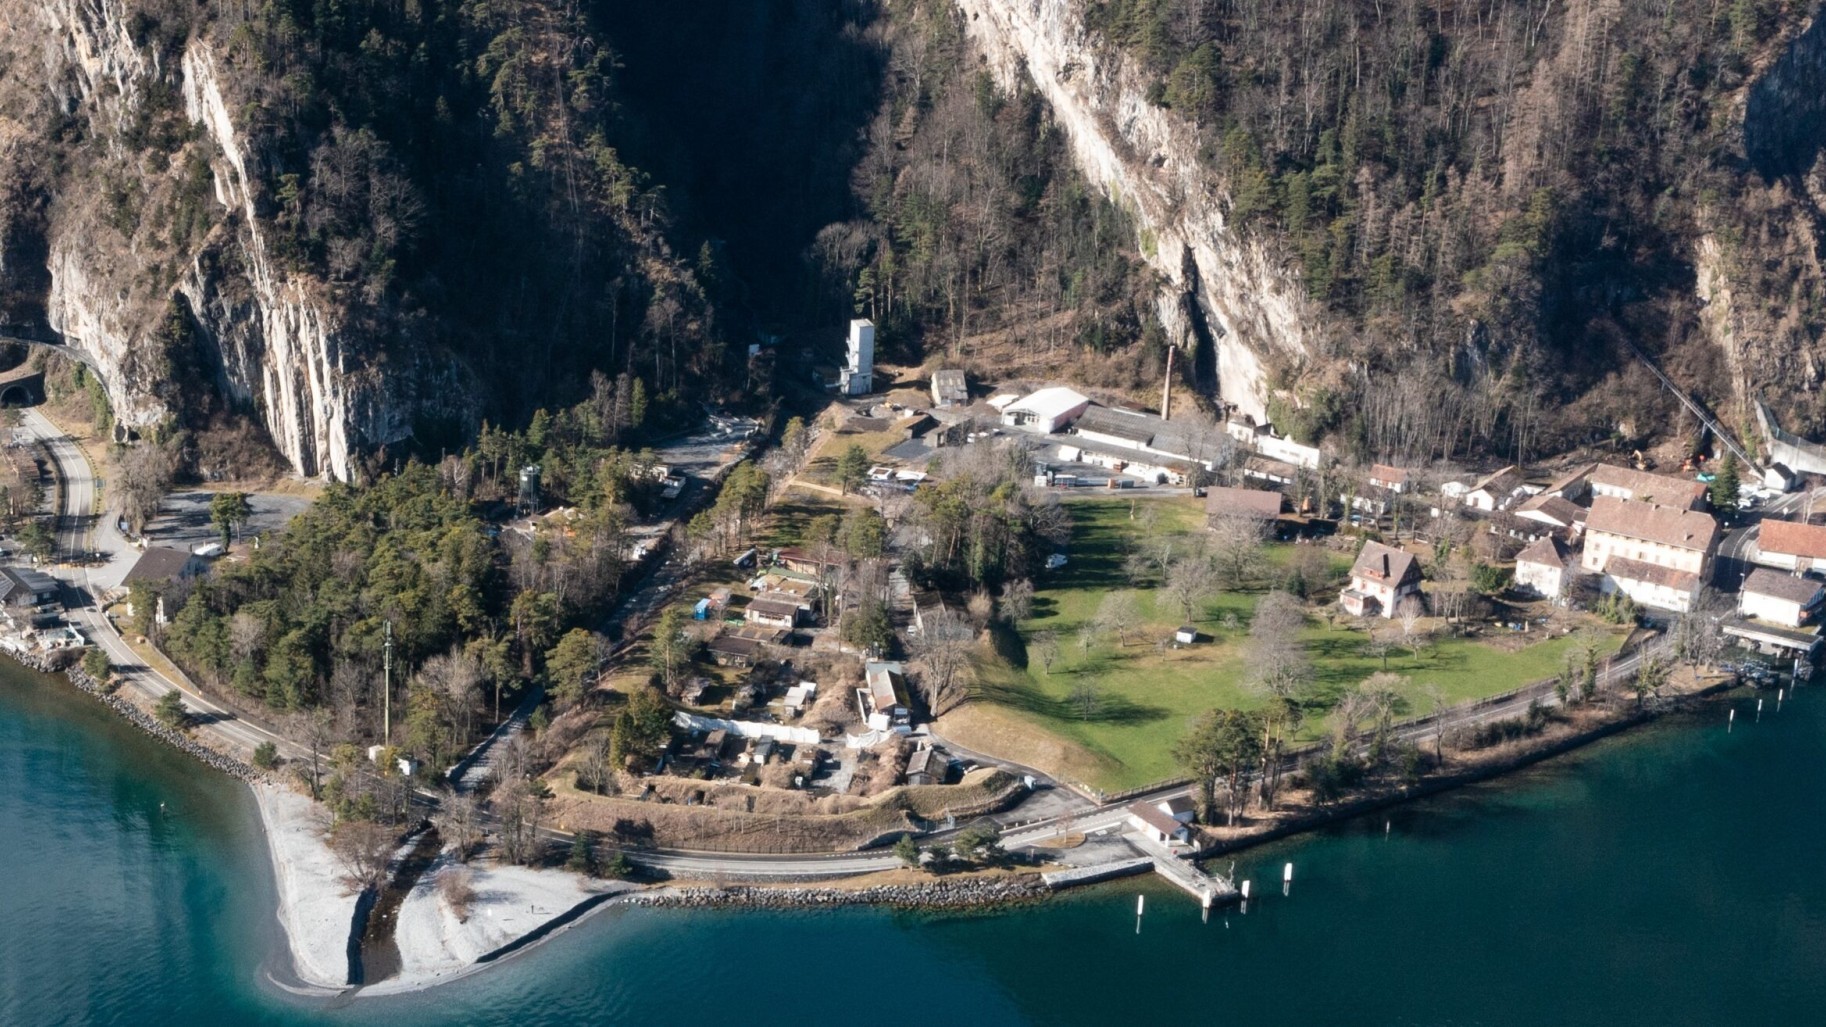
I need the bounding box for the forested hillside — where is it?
[4,0,1825,472]
[1068,0,1826,460]
[0,0,728,477]
[595,0,1164,393]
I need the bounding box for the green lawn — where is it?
[969,498,1624,791]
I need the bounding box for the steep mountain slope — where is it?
[947,0,1826,463]
[0,0,717,480]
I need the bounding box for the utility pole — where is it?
[383,620,393,747]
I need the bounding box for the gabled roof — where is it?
[1542,462,1598,497]
[1244,455,1299,478]
[1469,465,1523,495]
[906,747,936,777]
[1516,535,1570,568]
[1515,494,1585,526]
[1605,556,1699,593]
[1757,519,1826,560]
[1586,497,1718,552]
[1742,568,1825,605]
[1127,800,1187,837]
[123,547,198,585]
[1350,541,1422,588]
[1368,463,1411,485]
[745,597,803,619]
[0,565,59,595]
[1205,486,1284,520]
[930,369,967,400]
[708,634,763,657]
[865,661,908,709]
[1588,464,1708,507]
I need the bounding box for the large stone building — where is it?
[1581,496,1718,612]
[1586,464,1707,510]
[1581,497,1717,578]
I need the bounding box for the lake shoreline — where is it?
[8,645,1758,1002]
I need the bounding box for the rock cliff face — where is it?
[15,3,447,480]
[173,45,453,482]
[954,0,1320,422]
[1718,11,1826,437]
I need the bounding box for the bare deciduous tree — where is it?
[330,819,397,891]
[495,778,547,865]
[1164,550,1220,622]
[419,646,483,745]
[1396,596,1429,659]
[437,866,476,920]
[1033,629,1060,675]
[1244,591,1312,807]
[1001,578,1035,622]
[912,609,976,716]
[1357,672,1407,757]
[1209,513,1269,590]
[116,440,177,536]
[1095,590,1143,647]
[1421,682,1449,765]
[435,793,484,861]
[1069,681,1102,720]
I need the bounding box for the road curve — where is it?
[20,409,309,763]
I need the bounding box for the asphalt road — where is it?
[19,408,310,762]
[1714,488,1813,591]
[3,406,1707,878]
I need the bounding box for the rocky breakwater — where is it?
[953,0,1321,418]
[634,875,1052,911]
[10,647,258,783]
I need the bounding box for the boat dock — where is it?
[1043,853,1237,908]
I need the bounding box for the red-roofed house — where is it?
[1751,520,1826,574]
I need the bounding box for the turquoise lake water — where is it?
[5,660,1826,1025]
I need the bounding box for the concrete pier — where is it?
[1041,858,1154,889]
[1042,853,1236,908]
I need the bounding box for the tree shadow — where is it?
[974,679,1169,726]
[987,620,1028,671]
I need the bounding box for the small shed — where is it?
[906,745,943,786]
[745,597,803,629]
[1127,800,1191,845]
[1174,626,1198,645]
[708,634,763,667]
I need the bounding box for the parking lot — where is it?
[141,490,315,552]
